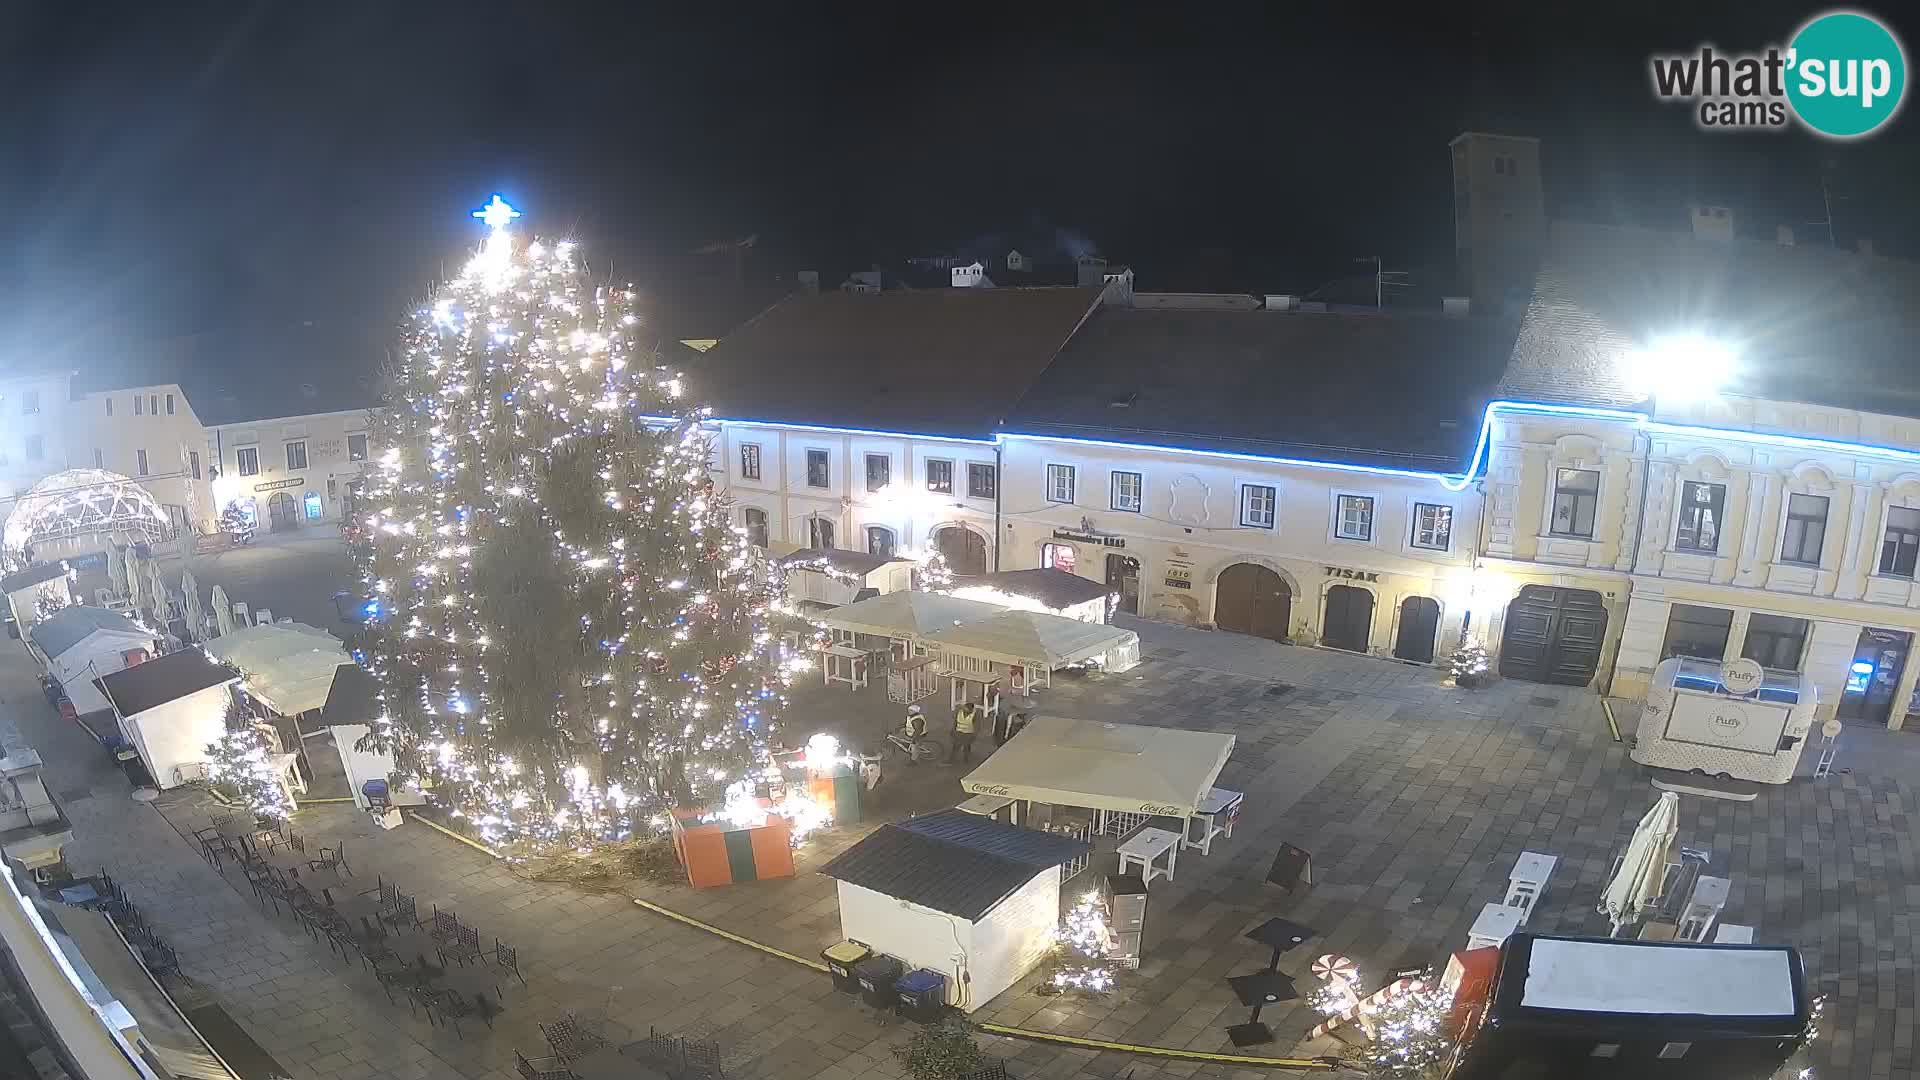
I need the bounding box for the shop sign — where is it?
[1052,528,1125,548]
[1324,566,1379,582]
[1138,801,1182,815]
[1164,564,1193,590]
[254,477,306,492]
[964,782,1013,797]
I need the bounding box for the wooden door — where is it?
[1394,596,1441,663]
[1498,585,1608,685]
[936,527,988,576]
[1106,555,1140,615]
[1322,585,1374,652]
[1215,563,1291,642]
[267,492,299,532]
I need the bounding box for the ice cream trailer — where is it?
[1632,656,1816,784]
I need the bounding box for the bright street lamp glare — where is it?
[1624,334,1737,403]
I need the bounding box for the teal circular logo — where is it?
[1787,11,1907,138]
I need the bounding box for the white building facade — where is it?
[72,383,216,534]
[207,408,376,531]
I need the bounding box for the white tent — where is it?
[204,624,351,716]
[922,610,1140,677]
[959,715,1234,818]
[812,590,1004,643]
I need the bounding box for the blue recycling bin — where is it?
[895,969,947,1023]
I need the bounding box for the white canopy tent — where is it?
[811,591,1005,649]
[204,624,351,717]
[922,609,1139,694]
[959,715,1234,819]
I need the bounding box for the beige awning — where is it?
[812,590,1005,641]
[204,624,350,716]
[922,609,1137,669]
[959,715,1234,817]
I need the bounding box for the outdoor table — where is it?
[330,894,385,924]
[570,1047,667,1080]
[823,645,870,691]
[1466,902,1522,951]
[1183,787,1243,854]
[1116,827,1182,886]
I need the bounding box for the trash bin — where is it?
[895,968,947,1024]
[854,954,904,1009]
[822,940,871,995]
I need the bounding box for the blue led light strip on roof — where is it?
[645,400,1920,491]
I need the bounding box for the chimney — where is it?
[1265,294,1296,312]
[1075,254,1109,287]
[1858,237,1876,257]
[952,262,988,288]
[796,270,820,294]
[1690,205,1735,244]
[1776,225,1795,248]
[1100,268,1134,307]
[1442,296,1471,317]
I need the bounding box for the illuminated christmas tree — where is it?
[354,196,792,844]
[204,693,293,821]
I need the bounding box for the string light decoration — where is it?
[909,547,956,593]
[1043,892,1115,994]
[353,196,794,845]
[1351,983,1457,1079]
[2,469,172,570]
[204,693,293,822]
[1448,640,1491,688]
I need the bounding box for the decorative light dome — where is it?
[3,469,171,558]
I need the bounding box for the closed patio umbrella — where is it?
[211,585,235,637]
[182,570,203,642]
[1599,791,1679,936]
[147,560,169,622]
[126,554,143,611]
[107,546,129,599]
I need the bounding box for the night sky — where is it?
[1,1,1913,407]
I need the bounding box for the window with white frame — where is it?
[1110,471,1142,513]
[1881,507,1920,578]
[1411,502,1452,550]
[1335,494,1374,540]
[1780,493,1828,566]
[1046,464,1076,503]
[1674,481,1726,553]
[236,447,259,476]
[1240,484,1276,528]
[739,443,762,480]
[926,458,953,494]
[348,433,368,461]
[865,453,889,492]
[805,448,830,488]
[1741,613,1810,671]
[1549,468,1599,538]
[867,525,896,557]
[742,507,769,547]
[967,462,996,500]
[136,449,149,476]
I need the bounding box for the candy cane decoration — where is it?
[1312,953,1357,983]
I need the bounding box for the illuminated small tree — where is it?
[204,693,293,821]
[1449,640,1491,688]
[1040,892,1115,994]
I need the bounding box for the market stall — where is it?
[204,623,351,717]
[777,549,913,611]
[1633,657,1818,784]
[922,609,1140,697]
[29,607,156,715]
[317,661,426,818]
[94,649,244,790]
[810,590,1005,656]
[950,568,1114,624]
[820,809,1091,1012]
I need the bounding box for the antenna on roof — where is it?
[1808,171,1845,248]
[1354,256,1413,309]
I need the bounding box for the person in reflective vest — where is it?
[948,701,979,764]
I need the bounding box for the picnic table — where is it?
[1116,827,1182,886]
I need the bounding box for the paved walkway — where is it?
[5,618,1914,1078]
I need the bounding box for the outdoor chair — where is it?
[440,924,485,968]
[404,982,444,1027]
[433,989,477,1037]
[143,944,181,979]
[271,832,305,855]
[103,898,142,929]
[682,1036,725,1079]
[493,939,525,985]
[540,1015,605,1064]
[309,842,351,876]
[384,894,421,931]
[429,906,460,948]
[514,1051,576,1080]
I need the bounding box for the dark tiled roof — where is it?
[95,650,238,717]
[693,288,1101,440]
[0,562,69,593]
[970,569,1111,610]
[820,809,1091,921]
[1502,221,1920,416]
[775,549,904,578]
[1007,306,1519,472]
[28,607,148,659]
[320,662,382,726]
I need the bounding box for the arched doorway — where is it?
[934,526,988,576]
[1322,585,1374,653]
[266,491,300,532]
[1214,563,1291,642]
[1498,585,1608,686]
[1394,596,1441,663]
